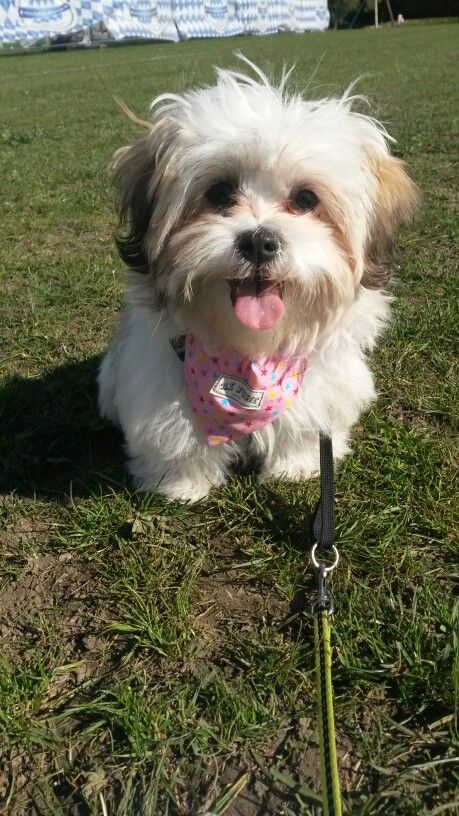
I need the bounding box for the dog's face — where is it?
[114,63,417,355]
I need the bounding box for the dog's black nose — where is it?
[237,228,280,265]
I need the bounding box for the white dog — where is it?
[99,59,417,502]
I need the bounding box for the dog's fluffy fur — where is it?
[99,60,418,502]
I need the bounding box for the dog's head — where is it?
[114,60,418,355]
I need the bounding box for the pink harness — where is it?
[183,335,307,446]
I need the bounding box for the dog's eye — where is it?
[291,188,319,212]
[206,180,237,208]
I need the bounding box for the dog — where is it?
[98,58,418,502]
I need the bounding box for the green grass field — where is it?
[1,20,458,815]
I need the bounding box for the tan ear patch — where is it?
[362,156,419,289]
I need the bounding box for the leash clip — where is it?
[311,543,339,615]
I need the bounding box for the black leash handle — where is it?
[311,434,335,551]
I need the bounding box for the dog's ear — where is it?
[362,155,419,289]
[113,136,155,273]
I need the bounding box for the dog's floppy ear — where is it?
[363,155,419,289]
[113,136,155,273]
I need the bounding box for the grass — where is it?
[1,19,458,816]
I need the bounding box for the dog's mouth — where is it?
[228,271,284,331]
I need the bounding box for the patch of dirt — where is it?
[390,400,453,431]
[201,576,287,624]
[199,538,293,617]
[0,548,113,812]
[196,719,365,816]
[0,505,57,580]
[191,564,291,673]
[0,551,105,664]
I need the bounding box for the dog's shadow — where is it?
[0,356,127,500]
[1,356,318,581]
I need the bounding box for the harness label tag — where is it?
[210,375,264,409]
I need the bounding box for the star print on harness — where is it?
[184,335,308,446]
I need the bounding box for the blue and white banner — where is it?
[174,0,243,39]
[1,0,82,41]
[107,0,178,41]
[0,0,328,41]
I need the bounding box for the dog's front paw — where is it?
[259,457,319,484]
[129,455,224,503]
[156,473,214,503]
[259,434,350,484]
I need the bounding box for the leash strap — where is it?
[314,609,342,816]
[311,433,342,816]
[311,434,335,550]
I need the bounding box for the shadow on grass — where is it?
[245,482,316,552]
[0,355,127,499]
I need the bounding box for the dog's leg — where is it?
[128,439,232,502]
[98,309,234,502]
[259,429,350,483]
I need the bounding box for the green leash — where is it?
[314,608,342,816]
[310,434,342,816]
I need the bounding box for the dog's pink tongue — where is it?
[232,279,284,331]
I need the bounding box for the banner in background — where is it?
[0,0,328,41]
[173,0,243,40]
[108,0,178,41]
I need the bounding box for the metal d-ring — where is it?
[310,544,339,615]
[310,542,339,574]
